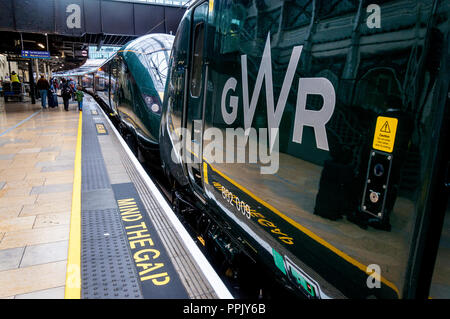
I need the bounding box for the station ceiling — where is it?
[0,0,186,72]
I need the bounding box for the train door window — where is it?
[190,21,205,97]
[117,58,133,111]
[167,16,189,137]
[111,57,120,109]
[185,1,208,191]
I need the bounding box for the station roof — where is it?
[52,59,106,77]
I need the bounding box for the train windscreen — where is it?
[126,34,174,93]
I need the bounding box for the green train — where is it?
[73,0,449,299]
[159,0,449,299]
[80,33,174,161]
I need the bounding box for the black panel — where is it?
[0,0,184,37]
[84,0,102,34]
[14,0,54,33]
[0,0,14,30]
[134,4,165,35]
[101,1,134,35]
[165,7,186,35]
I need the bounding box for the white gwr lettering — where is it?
[221,33,336,151]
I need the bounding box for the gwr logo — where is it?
[221,33,336,152]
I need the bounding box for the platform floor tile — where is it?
[0,261,67,298]
[0,97,80,298]
[14,286,65,299]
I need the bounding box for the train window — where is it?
[203,0,449,299]
[110,58,119,108]
[190,22,205,97]
[117,59,133,110]
[146,50,170,92]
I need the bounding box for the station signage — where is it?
[21,50,50,59]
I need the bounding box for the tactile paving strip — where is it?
[100,109,218,299]
[81,209,141,299]
[81,104,143,299]
[81,108,110,191]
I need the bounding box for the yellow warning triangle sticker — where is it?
[373,116,398,153]
[380,121,391,133]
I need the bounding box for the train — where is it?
[64,0,449,299]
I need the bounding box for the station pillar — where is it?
[28,59,36,104]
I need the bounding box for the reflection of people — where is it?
[36,75,50,109]
[10,71,19,83]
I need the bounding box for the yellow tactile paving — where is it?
[0,99,79,298]
[0,261,67,298]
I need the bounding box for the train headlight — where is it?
[144,95,153,105]
[151,103,160,113]
[142,94,161,114]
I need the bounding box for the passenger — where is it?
[69,78,76,101]
[10,71,19,83]
[75,86,84,111]
[36,75,50,109]
[60,78,73,111]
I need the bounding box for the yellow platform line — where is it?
[65,111,83,299]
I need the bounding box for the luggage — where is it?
[314,160,355,221]
[47,92,58,108]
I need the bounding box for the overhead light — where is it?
[37,43,45,49]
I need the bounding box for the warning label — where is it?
[372,116,398,153]
[95,123,108,135]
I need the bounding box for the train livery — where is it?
[159,0,449,299]
[81,33,174,157]
[66,0,449,299]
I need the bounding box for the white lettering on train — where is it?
[221,33,336,152]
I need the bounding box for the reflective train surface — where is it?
[79,33,174,160]
[75,0,449,299]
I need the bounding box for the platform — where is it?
[0,96,232,299]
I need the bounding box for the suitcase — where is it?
[48,92,58,108]
[47,91,54,107]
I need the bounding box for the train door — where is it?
[184,1,209,195]
[110,57,120,115]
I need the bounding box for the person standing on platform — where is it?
[10,71,19,83]
[61,78,73,111]
[36,75,50,109]
[75,86,84,111]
